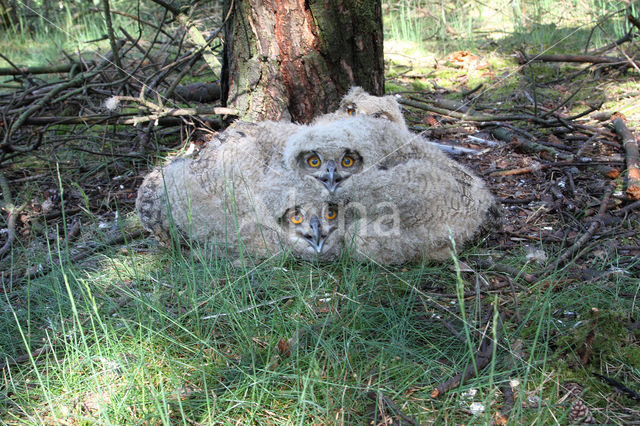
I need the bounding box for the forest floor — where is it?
[1,2,640,424]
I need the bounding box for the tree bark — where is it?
[221,0,384,123]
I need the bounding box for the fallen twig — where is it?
[516,52,630,66]
[612,116,640,199]
[109,95,237,125]
[431,310,503,398]
[593,373,640,403]
[365,391,418,425]
[0,62,93,76]
[473,259,536,284]
[398,98,557,126]
[430,330,494,398]
[542,187,613,274]
[615,200,640,216]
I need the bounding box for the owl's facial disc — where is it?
[316,159,345,194]
[298,215,335,254]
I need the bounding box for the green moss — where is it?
[410,80,429,91]
[384,82,405,94]
[553,309,640,373]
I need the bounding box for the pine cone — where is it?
[569,399,595,424]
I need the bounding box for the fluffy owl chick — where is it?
[283,115,409,198]
[283,115,449,201]
[313,86,406,128]
[136,120,302,257]
[277,202,344,261]
[343,149,497,264]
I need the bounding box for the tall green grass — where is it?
[382,0,637,54]
[0,1,149,68]
[3,205,636,423]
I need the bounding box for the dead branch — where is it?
[1,40,126,151]
[489,158,625,177]
[365,391,418,426]
[612,116,640,199]
[516,52,630,66]
[431,313,500,398]
[0,62,93,76]
[110,95,236,125]
[593,373,640,403]
[398,98,557,126]
[0,170,26,258]
[490,164,544,177]
[615,200,640,216]
[101,0,125,80]
[473,259,536,284]
[542,186,613,274]
[1,229,144,288]
[0,113,221,128]
[628,13,640,33]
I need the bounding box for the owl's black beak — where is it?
[316,160,344,194]
[302,215,333,254]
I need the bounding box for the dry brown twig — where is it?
[541,186,613,274]
[431,309,503,399]
[109,95,236,126]
[365,391,418,426]
[612,115,640,199]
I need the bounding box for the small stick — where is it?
[101,0,125,80]
[473,259,536,284]
[516,52,629,65]
[615,200,640,216]
[612,116,640,199]
[593,372,640,403]
[542,187,613,274]
[1,229,144,286]
[430,332,494,398]
[490,164,542,177]
[365,391,418,425]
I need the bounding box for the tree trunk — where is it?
[221,0,384,123]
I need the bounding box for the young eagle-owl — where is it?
[342,121,497,264]
[313,86,406,128]
[136,120,346,261]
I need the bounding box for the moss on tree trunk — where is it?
[221,0,383,123]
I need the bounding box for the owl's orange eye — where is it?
[341,155,354,168]
[346,106,356,116]
[307,155,321,168]
[290,213,303,224]
[325,208,337,220]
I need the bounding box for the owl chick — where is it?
[136,120,302,257]
[277,202,344,261]
[283,115,446,199]
[313,86,406,128]
[339,120,497,264]
[282,115,405,197]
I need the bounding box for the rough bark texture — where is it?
[221,0,384,123]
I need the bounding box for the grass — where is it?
[2,0,640,423]
[2,213,638,422]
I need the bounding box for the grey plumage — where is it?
[136,120,346,260]
[136,120,298,257]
